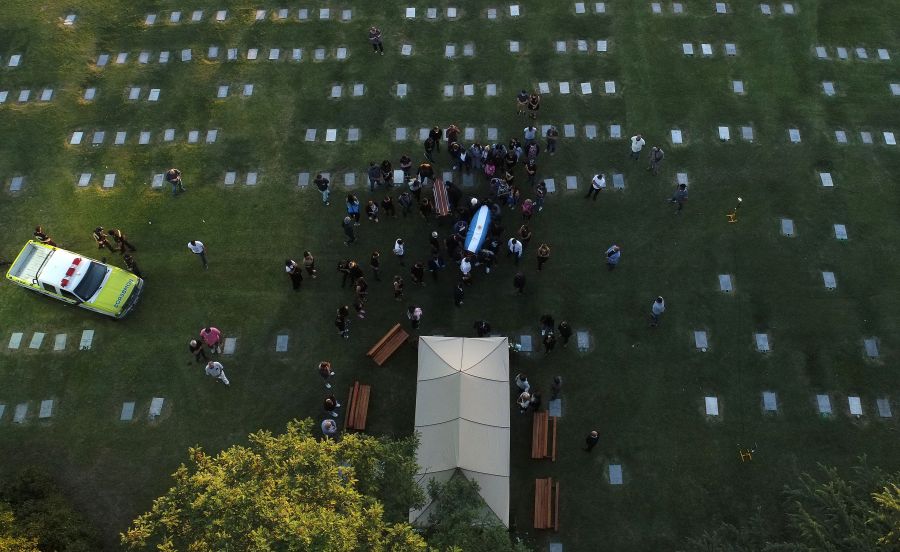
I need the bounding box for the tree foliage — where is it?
[423,472,530,552]
[0,468,101,552]
[0,503,39,552]
[684,458,900,552]
[121,419,427,552]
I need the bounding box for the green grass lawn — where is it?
[1,1,899,550]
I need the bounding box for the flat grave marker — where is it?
[719,274,733,292]
[128,87,141,101]
[215,10,226,21]
[149,397,164,419]
[344,173,356,187]
[297,173,310,187]
[725,43,737,56]
[575,2,586,14]
[760,3,771,15]
[305,128,317,142]
[248,48,258,60]
[822,271,836,290]
[860,131,873,144]
[741,126,754,141]
[396,83,407,98]
[145,14,156,25]
[548,399,562,417]
[148,88,160,101]
[139,130,151,144]
[848,396,862,417]
[299,8,309,20]
[677,173,689,185]
[353,83,364,96]
[835,130,848,143]
[876,399,892,418]
[192,10,203,22]
[885,132,897,146]
[96,53,109,66]
[445,44,456,58]
[815,46,828,59]
[103,174,116,189]
[395,127,407,141]
[715,2,727,14]
[276,335,289,352]
[612,173,625,190]
[405,7,416,19]
[70,131,84,145]
[509,41,520,53]
[817,394,832,414]
[18,90,30,102]
[447,7,458,18]
[783,2,795,14]
[576,331,589,351]
[443,85,454,97]
[597,40,608,52]
[585,125,597,139]
[605,81,616,94]
[682,43,694,56]
[544,178,556,193]
[564,124,576,138]
[336,47,347,60]
[694,331,708,351]
[217,85,228,98]
[609,464,623,485]
[116,52,127,64]
[519,334,533,352]
[705,396,719,416]
[789,128,801,143]
[348,128,360,142]
[77,173,91,187]
[246,172,258,186]
[187,130,199,143]
[53,334,66,351]
[463,84,474,97]
[487,127,498,140]
[463,43,475,57]
[718,126,731,141]
[319,8,330,19]
[596,2,606,13]
[13,403,27,423]
[651,3,662,14]
[151,174,163,188]
[325,129,337,142]
[486,83,497,97]
[878,48,890,60]
[401,44,412,56]
[8,332,23,349]
[864,338,879,359]
[733,80,744,94]
[222,337,236,355]
[538,82,550,94]
[9,176,24,192]
[0,404,4,419]
[120,402,135,421]
[610,124,621,138]
[566,176,578,190]
[269,49,280,60]
[781,218,794,236]
[755,333,770,352]
[701,43,713,56]
[39,400,54,418]
[559,81,570,94]
[170,11,181,23]
[891,84,900,96]
[856,47,868,60]
[342,9,352,20]
[834,224,848,240]
[762,392,777,411]
[84,88,96,101]
[671,129,683,144]
[673,2,684,13]
[820,172,834,187]
[159,51,169,63]
[577,40,588,52]
[224,172,236,185]
[823,81,835,96]
[28,332,45,349]
[331,85,342,98]
[836,47,848,60]
[556,41,567,53]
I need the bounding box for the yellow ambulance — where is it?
[5,241,144,318]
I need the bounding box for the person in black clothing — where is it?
[92,227,115,252]
[429,126,443,152]
[188,339,209,364]
[33,225,57,246]
[337,260,352,287]
[342,217,356,245]
[540,314,555,334]
[381,196,396,218]
[427,254,444,280]
[347,261,364,283]
[543,331,557,354]
[557,321,573,347]
[166,168,185,195]
[410,262,425,286]
[399,155,412,179]
[446,181,462,210]
[108,228,136,253]
[285,259,303,290]
[474,320,491,337]
[584,430,599,452]
[454,282,464,306]
[124,254,142,277]
[381,160,394,187]
[314,173,330,205]
[416,163,434,188]
[513,272,526,294]
[335,306,350,339]
[398,191,413,217]
[550,376,563,400]
[530,391,542,412]
[424,137,436,163]
[369,251,381,281]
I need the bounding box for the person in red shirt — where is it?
[200,326,222,354]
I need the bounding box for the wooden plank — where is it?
[433,177,450,216]
[367,323,402,358]
[553,480,560,532]
[373,328,409,365]
[551,416,558,462]
[345,382,359,430]
[357,385,371,430]
[533,479,544,528]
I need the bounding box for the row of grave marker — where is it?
[144,8,354,25]
[6,330,93,351]
[96,47,343,66]
[693,327,879,358]
[704,394,893,418]
[69,129,218,147]
[404,5,520,19]
[0,54,22,68]
[0,398,167,424]
[815,46,892,61]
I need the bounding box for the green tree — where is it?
[0,468,101,552]
[121,419,427,552]
[684,459,900,551]
[423,472,531,552]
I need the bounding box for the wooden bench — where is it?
[533,477,560,531]
[345,381,371,431]
[366,323,410,366]
[531,411,558,461]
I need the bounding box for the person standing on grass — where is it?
[516,89,529,116]
[523,125,538,145]
[474,320,491,337]
[381,160,394,188]
[454,281,464,306]
[398,191,413,217]
[423,136,436,163]
[388,274,402,301]
[417,162,434,189]
[526,92,541,120]
[342,217,356,246]
[369,251,381,281]
[346,194,361,224]
[428,253,445,280]
[366,200,380,223]
[204,360,230,386]
[200,326,222,355]
[381,195,396,218]
[535,180,547,212]
[545,125,559,155]
[630,134,645,161]
[368,26,384,55]
[314,173,330,205]
[318,361,335,389]
[93,227,115,252]
[517,391,532,414]
[513,271,526,294]
[605,244,621,270]
[124,254,142,277]
[324,395,342,418]
[586,173,606,200]
[166,168,185,195]
[393,239,406,265]
[407,305,423,331]
[108,228,136,253]
[543,331,557,354]
[399,154,412,180]
[354,276,369,304]
[525,159,537,187]
[670,183,688,213]
[517,224,533,247]
[507,237,523,265]
[367,162,383,192]
[285,259,303,291]
[187,240,208,269]
[459,256,473,285]
[411,262,426,286]
[302,251,317,278]
[557,321,572,347]
[530,392,542,412]
[537,243,551,271]
[584,430,599,452]
[515,373,531,393]
[550,376,563,400]
[188,339,208,364]
[648,146,665,175]
[650,296,666,327]
[335,306,350,339]
[429,126,443,152]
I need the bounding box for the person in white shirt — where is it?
[507,238,523,265]
[187,240,208,269]
[392,239,405,266]
[523,125,537,144]
[515,373,531,393]
[205,360,230,386]
[586,173,606,200]
[650,296,666,327]
[630,134,645,160]
[459,256,472,283]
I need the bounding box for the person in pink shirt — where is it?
[200,326,222,354]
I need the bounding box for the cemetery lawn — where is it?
[0,1,899,550]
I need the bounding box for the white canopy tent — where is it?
[409,336,510,527]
